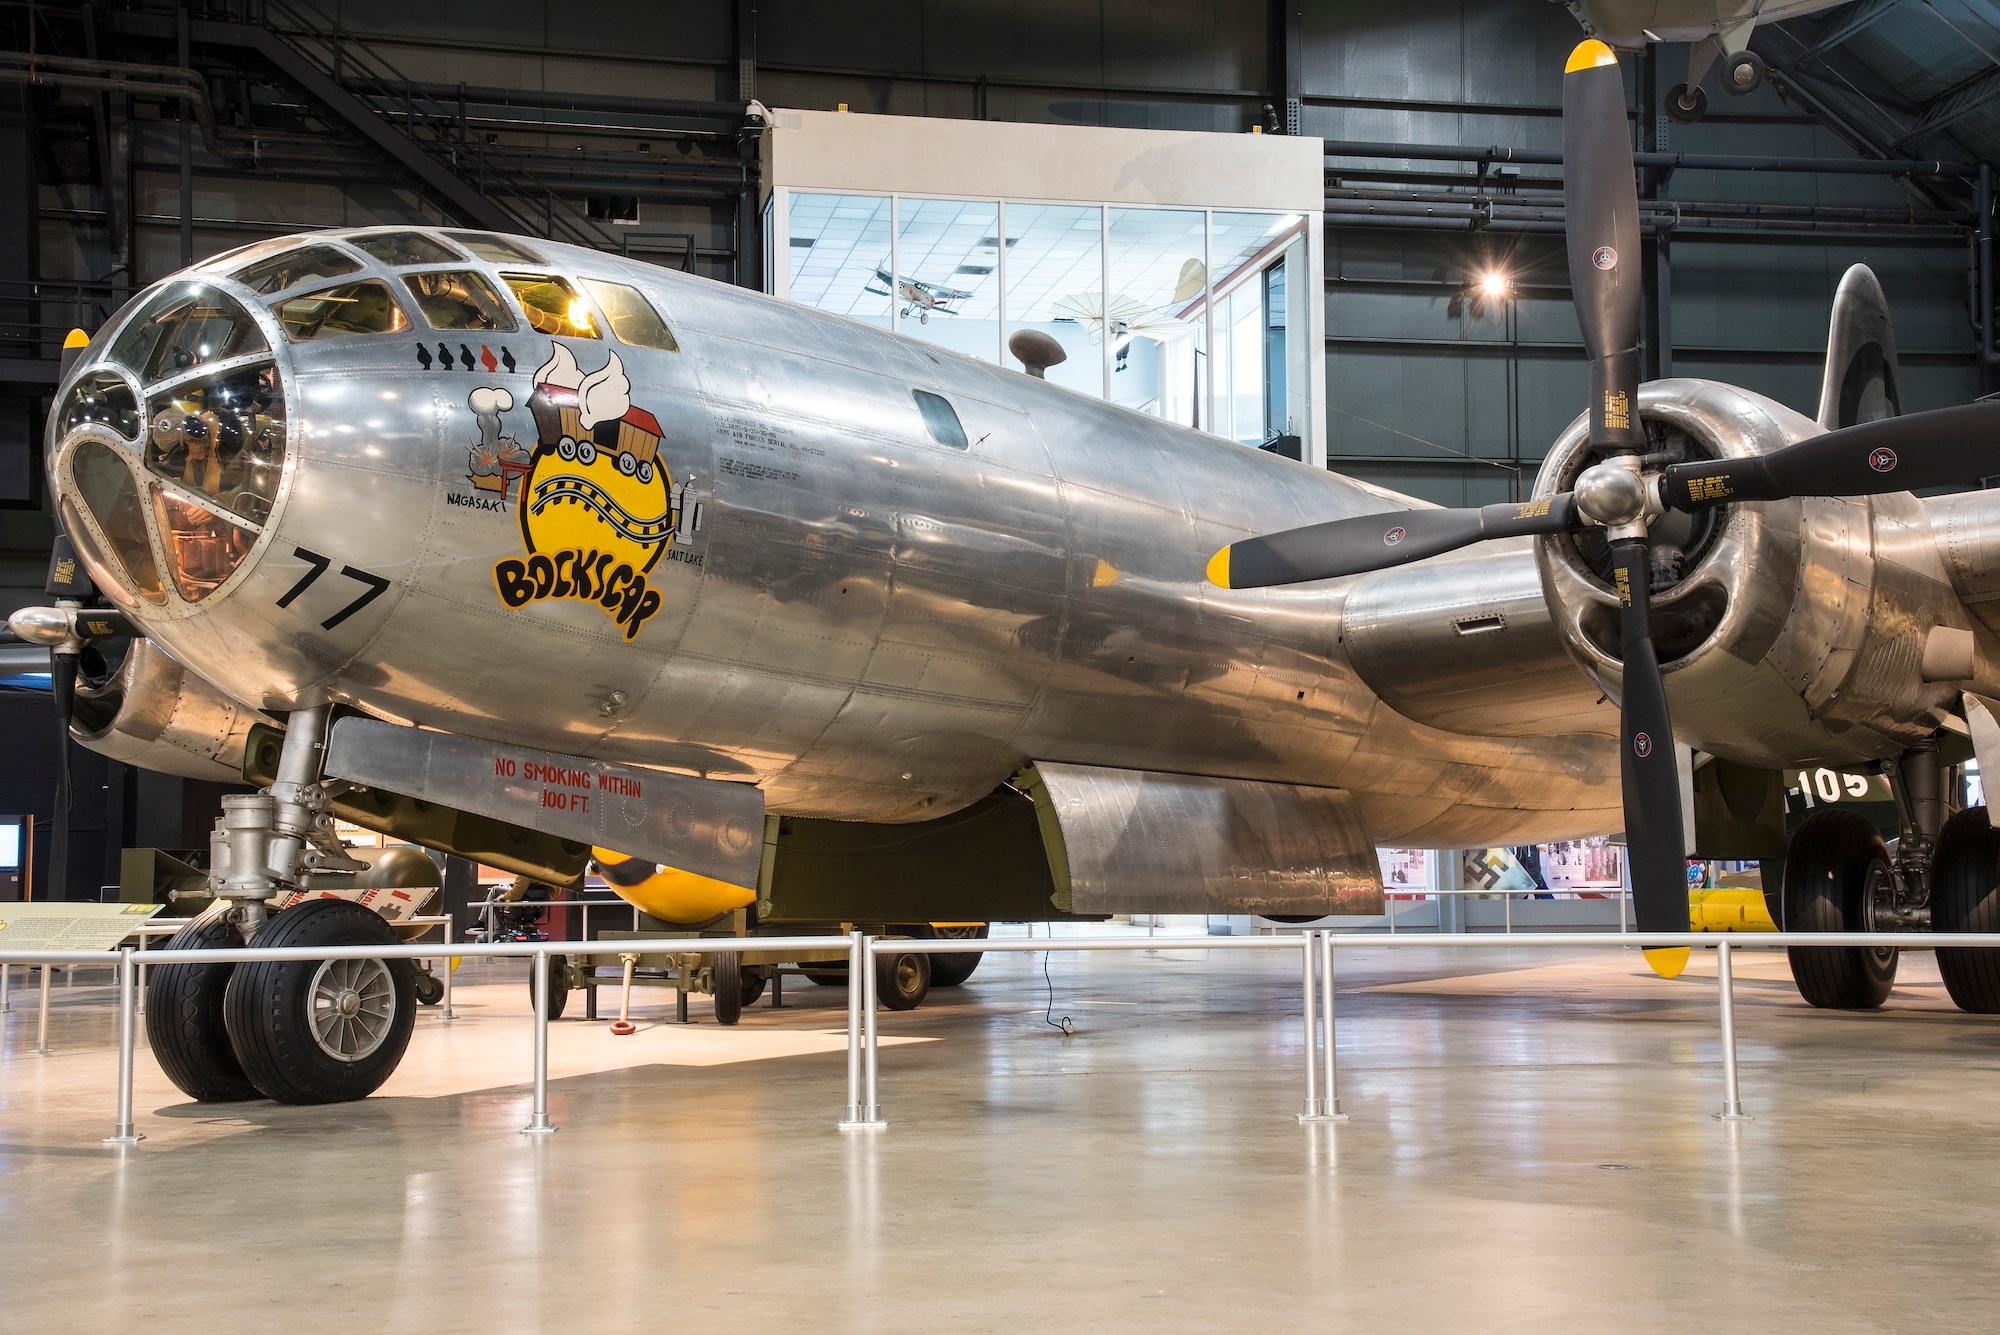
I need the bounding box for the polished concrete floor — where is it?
[4,935,2000,1332]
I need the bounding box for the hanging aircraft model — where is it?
[14,39,2000,1109]
[865,265,973,323]
[1555,0,1843,121]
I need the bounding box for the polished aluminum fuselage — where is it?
[69,235,1626,847]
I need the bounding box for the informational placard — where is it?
[0,902,160,951]
[1376,848,1431,892]
[1542,837,1624,891]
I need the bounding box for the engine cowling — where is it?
[1534,379,1993,768]
[70,637,270,782]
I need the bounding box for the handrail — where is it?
[23,927,2000,1146]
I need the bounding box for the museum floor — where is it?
[4,934,1997,1332]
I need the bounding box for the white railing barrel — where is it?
[862,935,883,1127]
[522,945,556,1135]
[1320,931,1347,1120]
[1297,931,1324,1120]
[1716,939,1751,1122]
[37,962,52,1054]
[104,948,140,1146]
[439,917,456,1022]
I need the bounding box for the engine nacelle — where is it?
[1535,379,1991,769]
[71,637,271,782]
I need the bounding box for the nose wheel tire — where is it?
[223,900,417,1105]
[145,913,262,1103]
[1783,808,1898,1010]
[413,967,444,1007]
[1931,807,2000,1012]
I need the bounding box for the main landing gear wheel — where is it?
[877,948,931,1011]
[223,900,417,1105]
[1722,50,1765,96]
[145,913,261,1103]
[529,954,570,1021]
[1930,807,2000,1012]
[1666,83,1707,123]
[1783,808,1898,1010]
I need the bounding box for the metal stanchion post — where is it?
[1320,931,1348,1120]
[838,930,880,1129]
[862,935,885,1128]
[135,930,147,1016]
[1387,894,1397,935]
[1,962,10,1013]
[1715,939,1752,1122]
[522,947,557,1135]
[105,949,141,1145]
[1297,932,1326,1121]
[37,963,52,1054]
[439,918,456,1021]
[1504,892,1512,934]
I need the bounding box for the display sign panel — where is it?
[0,902,160,951]
[1542,837,1625,891]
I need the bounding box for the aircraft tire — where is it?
[1931,807,2000,1012]
[1666,83,1707,124]
[712,951,743,1025]
[897,923,988,987]
[145,914,262,1103]
[529,953,570,1021]
[223,901,416,1105]
[413,968,444,1006]
[1721,50,1765,96]
[1783,809,1897,1010]
[877,948,931,1011]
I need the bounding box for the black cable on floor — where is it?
[1042,949,1074,1035]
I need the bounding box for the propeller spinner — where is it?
[1208,39,2000,959]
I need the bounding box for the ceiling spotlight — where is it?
[1479,270,1512,300]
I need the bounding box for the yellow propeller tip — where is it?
[1205,546,1233,589]
[1643,946,1691,979]
[1566,39,1619,73]
[63,327,89,350]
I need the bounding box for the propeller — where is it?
[1208,39,2000,964]
[6,534,133,902]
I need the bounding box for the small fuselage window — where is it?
[353,231,467,266]
[580,278,679,351]
[502,273,601,338]
[232,244,364,296]
[913,389,968,449]
[402,271,519,332]
[276,281,411,341]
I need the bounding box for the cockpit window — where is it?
[152,487,258,603]
[581,279,679,351]
[67,440,165,605]
[276,280,411,341]
[145,362,286,524]
[233,244,365,296]
[58,371,141,441]
[913,390,968,449]
[450,231,546,265]
[501,273,600,338]
[352,231,467,266]
[402,270,518,332]
[109,285,269,386]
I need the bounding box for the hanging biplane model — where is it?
[14,39,2000,1108]
[865,265,975,323]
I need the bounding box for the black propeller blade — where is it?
[1660,400,2000,511]
[1563,39,1644,455]
[1608,540,1688,940]
[1207,495,1581,589]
